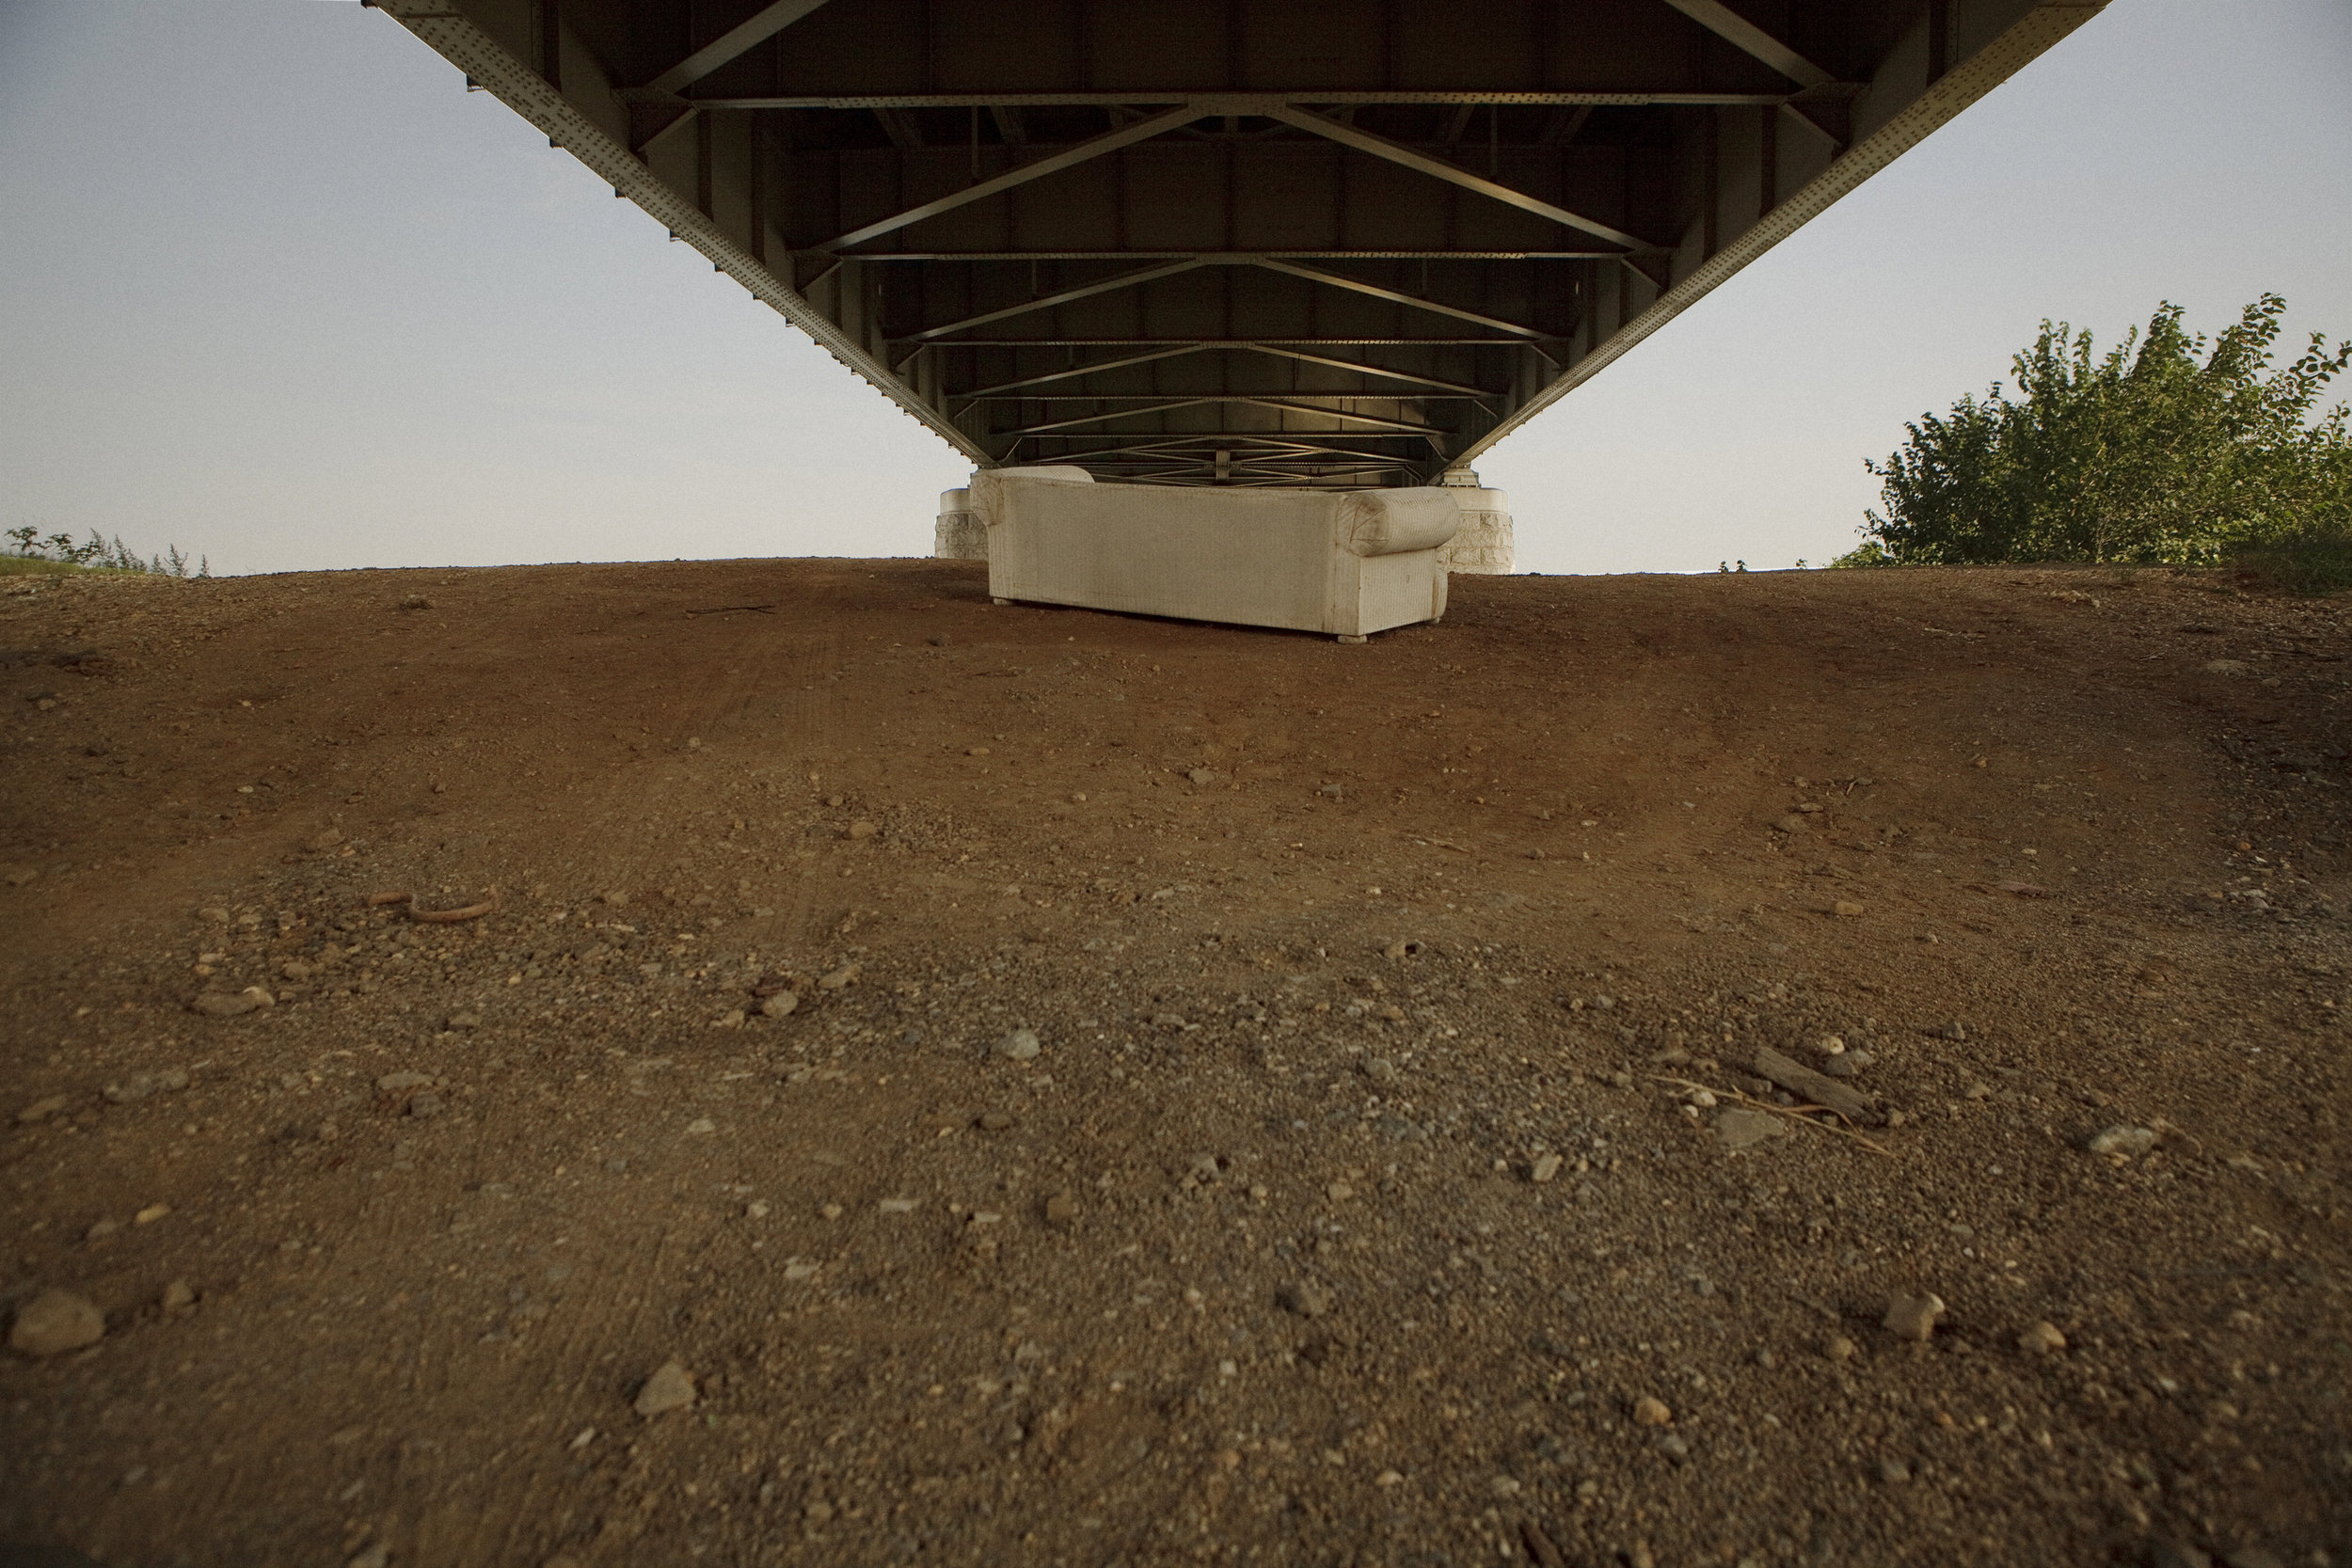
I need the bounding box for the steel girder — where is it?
[370,0,2105,487]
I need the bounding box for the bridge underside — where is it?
[376,0,2101,488]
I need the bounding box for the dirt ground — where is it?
[1,557,2347,1568]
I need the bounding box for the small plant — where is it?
[3,525,207,577]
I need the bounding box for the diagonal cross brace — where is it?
[642,0,836,95]
[1263,105,1654,252]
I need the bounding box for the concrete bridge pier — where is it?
[1435,470,1515,576]
[934,487,986,560]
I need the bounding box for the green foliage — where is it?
[6,526,207,577]
[1829,540,1896,568]
[1855,295,2352,583]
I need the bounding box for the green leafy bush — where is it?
[1846,295,2351,586]
[5,526,207,577]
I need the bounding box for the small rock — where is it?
[1042,1191,1077,1227]
[188,986,276,1019]
[1878,1456,1912,1484]
[709,1008,746,1030]
[406,1092,442,1119]
[1280,1281,1332,1318]
[1883,1292,1947,1342]
[999,1028,1041,1061]
[684,1117,715,1134]
[446,1012,481,1031]
[967,746,992,757]
[17,1094,69,1124]
[818,1203,843,1221]
[161,1279,196,1311]
[1772,815,1808,833]
[2016,1320,2067,1354]
[977,1111,1015,1132]
[1317,783,1343,800]
[878,1198,916,1213]
[304,828,344,852]
[85,1219,119,1243]
[817,964,860,990]
[1833,900,1866,918]
[1325,1180,1353,1203]
[135,1204,169,1226]
[4,866,38,888]
[1925,1020,1966,1042]
[759,990,799,1020]
[1187,768,1220,786]
[1531,1153,1563,1184]
[1714,1108,1788,1150]
[846,820,879,841]
[1656,1433,1691,1462]
[9,1288,106,1356]
[1825,1336,1858,1364]
[397,594,434,610]
[2089,1125,2157,1157]
[745,1199,771,1219]
[600,890,628,907]
[633,1359,696,1418]
[1364,1056,1399,1085]
[346,1543,391,1568]
[1631,1396,1673,1427]
[100,1069,189,1107]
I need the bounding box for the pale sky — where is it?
[2,0,2348,577]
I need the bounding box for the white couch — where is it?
[968,468,1458,639]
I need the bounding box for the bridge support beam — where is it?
[1435,470,1515,575]
[933,487,986,560]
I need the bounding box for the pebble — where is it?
[1883,1292,1947,1342]
[879,1198,916,1214]
[8,1288,106,1356]
[633,1359,696,1418]
[684,1117,716,1134]
[346,1543,391,1568]
[1325,1180,1353,1203]
[135,1204,169,1226]
[1043,1191,1077,1227]
[161,1279,195,1311]
[103,1069,190,1105]
[1631,1396,1673,1427]
[1821,1049,1873,1079]
[709,1008,746,1030]
[188,986,276,1018]
[1714,1109,1788,1150]
[446,1012,481,1031]
[1825,1336,1858,1364]
[1186,768,1220,786]
[407,1093,443,1120]
[304,828,344,852]
[17,1095,69,1124]
[2017,1321,2067,1354]
[817,964,860,990]
[2088,1125,2157,1157]
[1280,1281,1332,1318]
[1833,900,1866,918]
[999,1028,1041,1061]
[847,820,879,840]
[1317,784,1343,800]
[818,1203,843,1220]
[1364,1056,1399,1085]
[1878,1456,1911,1484]
[1926,1021,1966,1041]
[1531,1153,1563,1184]
[977,1111,1016,1132]
[760,991,799,1020]
[1656,1433,1691,1463]
[745,1200,771,1220]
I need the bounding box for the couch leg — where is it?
[1335,633,1368,644]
